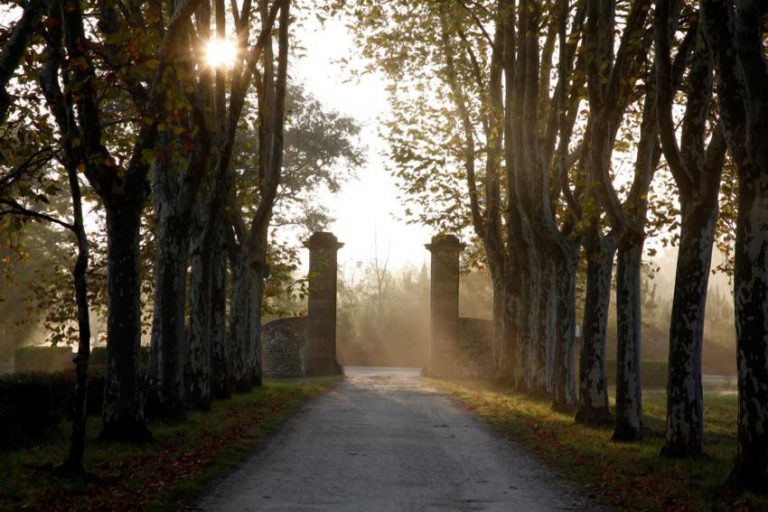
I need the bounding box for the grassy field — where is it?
[434,380,766,512]
[0,377,338,512]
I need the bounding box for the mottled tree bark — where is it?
[731,182,768,490]
[520,254,542,392]
[229,251,252,392]
[147,199,189,415]
[576,234,615,426]
[100,206,151,442]
[656,5,725,456]
[612,241,644,441]
[539,257,558,395]
[552,250,578,412]
[491,269,507,378]
[531,256,554,395]
[700,0,768,489]
[211,228,230,400]
[186,229,212,410]
[662,199,717,456]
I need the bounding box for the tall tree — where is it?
[223,0,291,392]
[146,0,283,413]
[655,0,727,458]
[436,0,507,381]
[40,7,92,472]
[585,0,654,441]
[700,0,768,491]
[501,0,588,408]
[0,3,93,469]
[56,0,200,441]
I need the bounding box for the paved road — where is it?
[196,367,604,512]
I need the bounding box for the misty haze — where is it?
[1,0,767,511]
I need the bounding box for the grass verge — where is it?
[0,377,339,511]
[432,380,767,512]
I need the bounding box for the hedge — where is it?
[0,371,104,448]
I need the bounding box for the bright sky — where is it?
[293,15,433,272]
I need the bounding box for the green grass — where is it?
[0,377,339,512]
[433,380,766,512]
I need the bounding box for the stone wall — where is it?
[456,317,494,379]
[261,317,308,378]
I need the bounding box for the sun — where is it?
[204,38,237,69]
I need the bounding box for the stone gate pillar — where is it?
[305,232,343,376]
[425,234,465,377]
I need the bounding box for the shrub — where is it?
[0,372,73,446]
[0,370,105,448]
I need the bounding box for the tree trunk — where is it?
[576,234,615,426]
[519,252,541,391]
[249,262,265,387]
[490,263,507,379]
[500,251,521,384]
[146,204,188,416]
[229,251,252,392]
[535,256,555,395]
[698,0,768,490]
[662,197,717,457]
[245,226,270,387]
[552,249,577,412]
[186,230,212,410]
[731,181,768,490]
[211,229,230,400]
[612,240,644,442]
[99,205,151,442]
[58,187,91,474]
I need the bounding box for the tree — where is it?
[0,8,92,469]
[51,0,200,441]
[500,0,588,407]
[145,0,285,413]
[700,0,768,491]
[222,0,291,393]
[655,0,727,458]
[585,0,655,441]
[0,0,48,123]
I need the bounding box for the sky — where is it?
[292,15,433,272]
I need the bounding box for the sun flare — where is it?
[204,38,237,69]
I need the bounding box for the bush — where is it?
[0,370,105,448]
[0,372,73,445]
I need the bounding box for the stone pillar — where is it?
[425,234,465,378]
[304,232,343,376]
